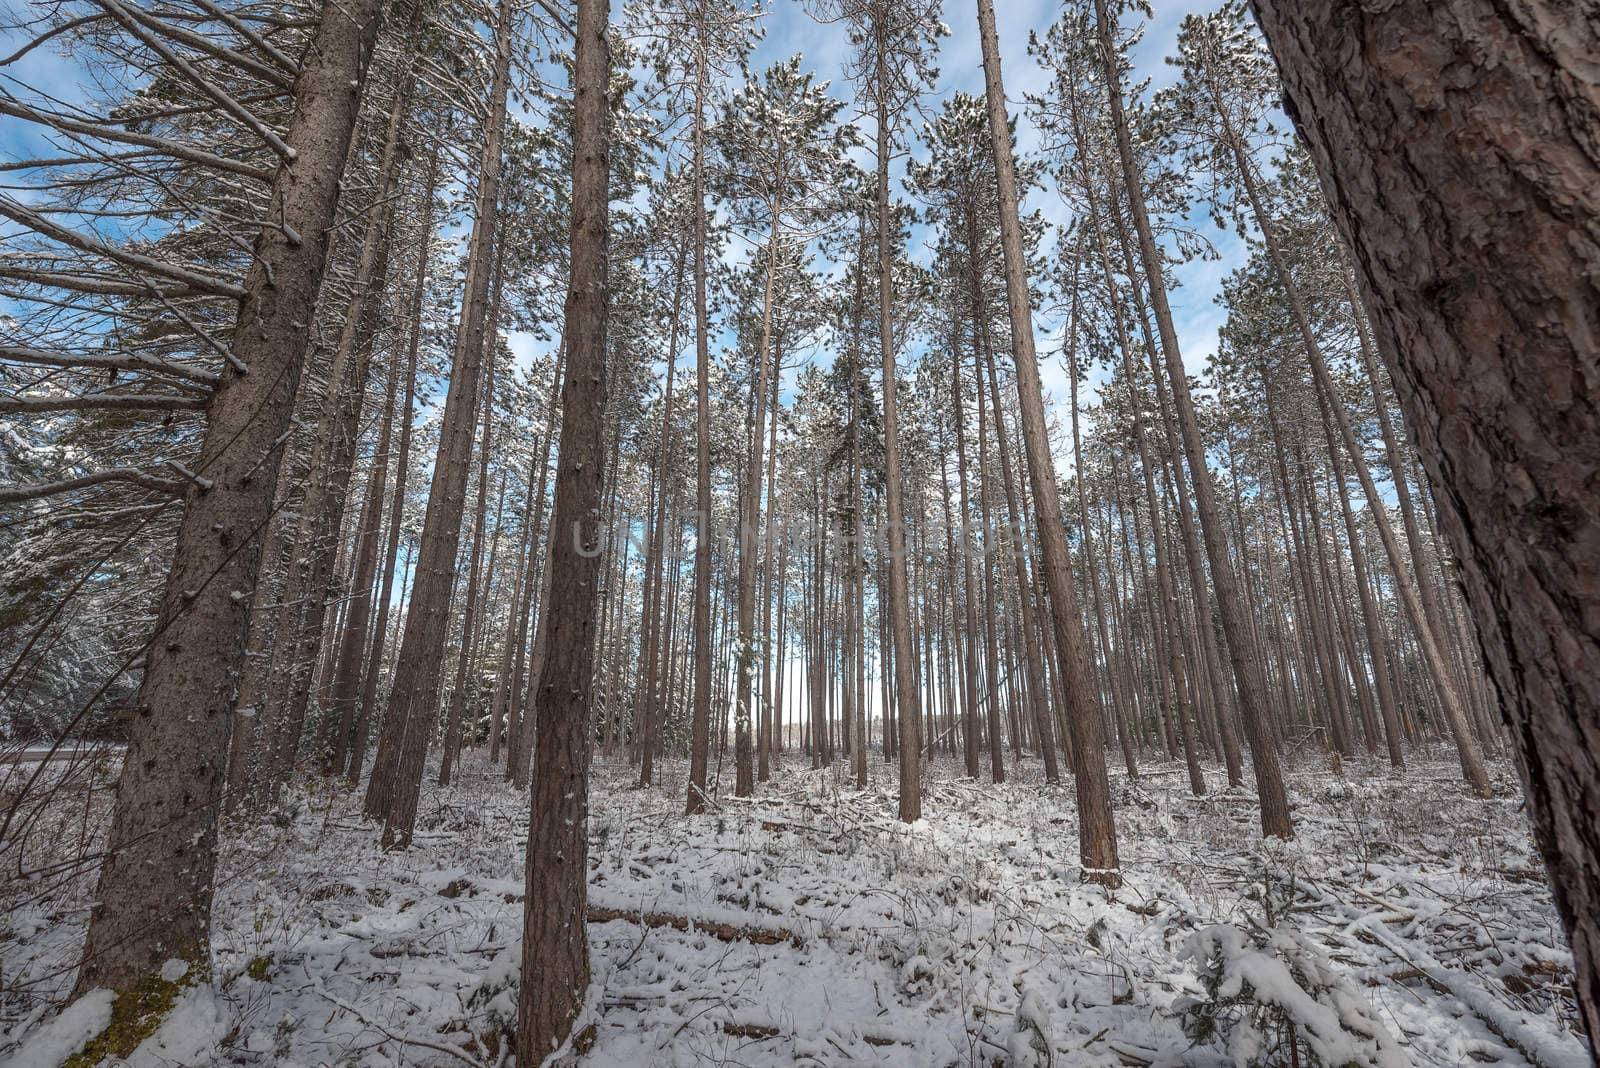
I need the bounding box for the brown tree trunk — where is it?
[873,22,921,823]
[1093,0,1291,838]
[760,306,785,784]
[977,0,1118,881]
[1083,190,1201,796]
[265,63,416,790]
[349,150,434,789]
[75,0,385,997]
[517,0,609,1049]
[498,340,564,775]
[686,35,714,815]
[732,217,781,797]
[440,257,503,786]
[951,328,983,780]
[846,261,869,789]
[377,0,513,846]
[972,316,1006,784]
[1064,298,1138,779]
[983,359,1059,783]
[638,243,687,785]
[328,305,402,777]
[1250,0,1600,1037]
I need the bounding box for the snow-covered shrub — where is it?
[1176,924,1409,1067]
[1007,988,1054,1067]
[463,942,520,1057]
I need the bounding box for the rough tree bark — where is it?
[517,0,609,1049]
[74,0,386,997]
[1248,0,1600,1041]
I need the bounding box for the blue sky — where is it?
[2,0,1241,451]
[752,0,1238,418]
[506,0,1242,455]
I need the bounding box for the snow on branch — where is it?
[0,98,278,184]
[0,196,249,300]
[0,344,221,388]
[0,466,187,502]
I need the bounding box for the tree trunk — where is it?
[977,0,1119,881]
[377,0,513,846]
[732,215,781,797]
[686,34,714,816]
[328,250,404,777]
[349,150,434,789]
[1250,0,1600,1037]
[517,0,609,1050]
[74,0,385,997]
[972,316,1006,784]
[951,328,983,780]
[874,29,922,823]
[265,62,416,790]
[638,242,687,785]
[440,256,503,786]
[1093,0,1291,838]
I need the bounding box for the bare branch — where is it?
[92,0,295,160]
[0,266,222,299]
[111,3,295,89]
[188,0,301,75]
[0,97,277,184]
[0,343,222,387]
[0,14,112,67]
[0,392,209,414]
[0,196,248,299]
[0,467,186,503]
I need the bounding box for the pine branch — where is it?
[0,467,186,503]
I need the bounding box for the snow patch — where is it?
[6,989,113,1068]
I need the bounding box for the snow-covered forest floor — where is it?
[2,751,1588,1067]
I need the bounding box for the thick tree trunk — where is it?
[74,0,385,997]
[977,0,1119,882]
[1249,0,1600,1039]
[517,0,609,1050]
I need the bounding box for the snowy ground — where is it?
[0,748,1589,1066]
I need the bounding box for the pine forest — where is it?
[0,0,1597,1064]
